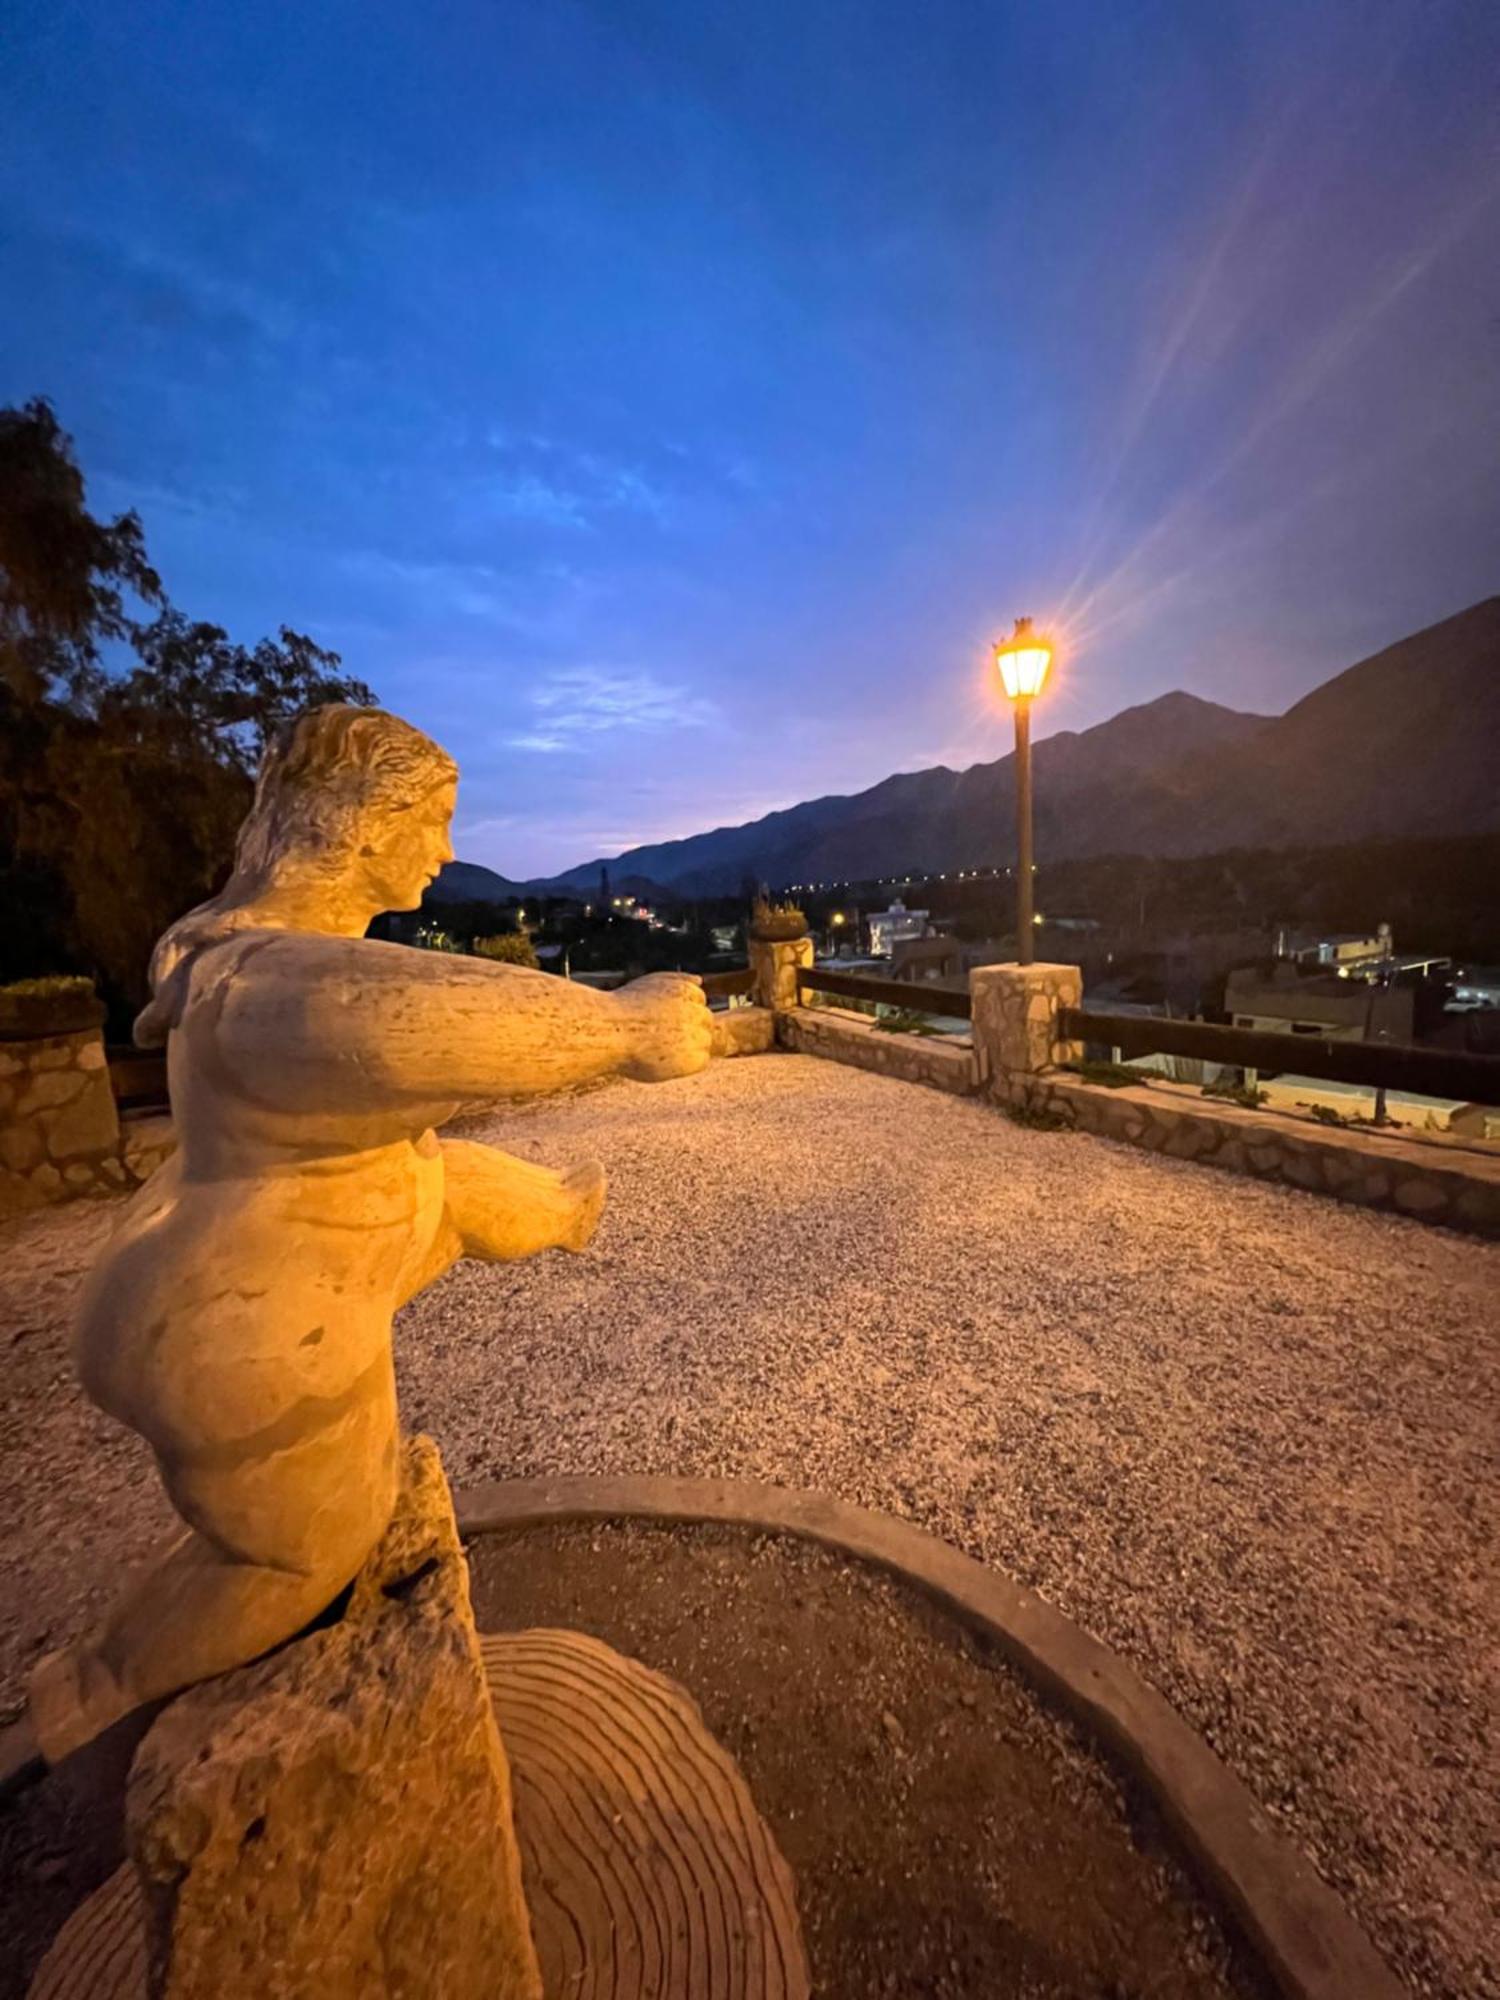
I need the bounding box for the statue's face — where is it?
[359,779,457,911]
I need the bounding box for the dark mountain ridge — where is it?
[472,600,1499,900]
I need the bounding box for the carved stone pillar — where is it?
[747,934,814,1012]
[970,961,1083,1087]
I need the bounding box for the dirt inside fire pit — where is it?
[468,1519,1275,2000]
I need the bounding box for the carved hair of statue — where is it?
[134,706,457,1046]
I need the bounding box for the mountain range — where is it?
[433,599,1500,904]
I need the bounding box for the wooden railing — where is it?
[106,1045,169,1112]
[1060,1007,1500,1107]
[702,962,1499,1106]
[795,966,972,1020]
[698,967,755,1002]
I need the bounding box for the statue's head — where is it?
[135,707,459,1045]
[234,706,459,916]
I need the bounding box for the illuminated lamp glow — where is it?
[993,615,1054,701]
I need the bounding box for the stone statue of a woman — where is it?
[29,706,711,1760]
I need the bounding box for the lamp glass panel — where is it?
[996,644,1052,699]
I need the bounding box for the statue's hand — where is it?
[616,973,713,1082]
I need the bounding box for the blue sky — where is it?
[3,0,1497,876]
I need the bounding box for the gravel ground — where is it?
[1,1051,1495,1997]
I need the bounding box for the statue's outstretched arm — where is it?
[194,932,710,1111]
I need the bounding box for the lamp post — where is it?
[993,615,1054,967]
[1362,922,1394,1126]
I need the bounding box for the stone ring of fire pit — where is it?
[454,1474,1404,2000]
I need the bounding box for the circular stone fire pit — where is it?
[459,1477,1404,2000]
[2,1479,1402,2000]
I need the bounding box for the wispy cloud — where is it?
[341,548,515,616]
[505,666,720,752]
[91,469,253,525]
[490,473,590,529]
[337,549,600,643]
[482,430,670,530]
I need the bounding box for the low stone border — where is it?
[769,998,1499,1237]
[457,1473,1403,2000]
[777,1005,976,1094]
[0,1032,176,1222]
[708,1004,776,1058]
[990,1068,1500,1239]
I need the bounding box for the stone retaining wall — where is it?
[7,958,1494,1239]
[0,1029,178,1220]
[0,1027,126,1217]
[778,1007,977,1095]
[767,959,1500,1239]
[987,1068,1500,1238]
[709,1005,776,1058]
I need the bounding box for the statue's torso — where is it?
[75,936,455,1458]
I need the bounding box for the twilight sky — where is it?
[3,1,1497,878]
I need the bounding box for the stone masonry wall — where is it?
[0,1027,125,1218]
[709,1005,776,1058]
[779,1006,977,1095]
[986,1068,1500,1238]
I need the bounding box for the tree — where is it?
[472,931,540,970]
[0,399,161,702]
[109,609,373,771]
[0,397,377,1014]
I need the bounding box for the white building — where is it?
[866,898,930,958]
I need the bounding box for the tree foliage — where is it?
[472,930,540,969]
[0,398,376,1016]
[0,398,161,702]
[114,609,371,772]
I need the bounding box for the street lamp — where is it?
[993,616,1054,966]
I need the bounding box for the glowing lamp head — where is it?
[993,615,1053,702]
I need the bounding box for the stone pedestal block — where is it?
[126,1435,542,2000]
[970,962,1082,1084]
[747,935,813,1012]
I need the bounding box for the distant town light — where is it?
[993,615,1053,702]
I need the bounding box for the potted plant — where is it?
[748,895,808,943]
[0,974,106,1040]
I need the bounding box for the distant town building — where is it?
[889,935,1010,985]
[867,898,930,957]
[1277,926,1449,982]
[1224,963,1413,1042]
[1279,929,1388,968]
[889,935,963,983]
